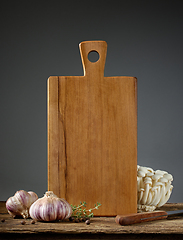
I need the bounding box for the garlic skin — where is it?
[137,165,173,212]
[28,191,38,203]
[29,191,72,222]
[6,190,38,218]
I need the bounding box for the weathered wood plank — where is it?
[157,203,183,211]
[1,201,183,237]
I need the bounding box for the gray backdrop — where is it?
[1,1,183,204]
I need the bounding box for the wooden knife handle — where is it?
[116,211,167,225]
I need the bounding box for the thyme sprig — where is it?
[71,202,101,219]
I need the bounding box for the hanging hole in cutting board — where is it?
[88,50,100,62]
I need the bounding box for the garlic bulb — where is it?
[137,165,173,212]
[29,191,72,222]
[6,190,38,218]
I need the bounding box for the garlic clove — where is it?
[6,196,27,218]
[60,198,73,219]
[15,190,32,208]
[40,198,57,221]
[28,191,38,205]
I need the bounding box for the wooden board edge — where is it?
[47,76,60,196]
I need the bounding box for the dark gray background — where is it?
[1,1,183,204]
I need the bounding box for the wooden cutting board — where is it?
[47,40,137,216]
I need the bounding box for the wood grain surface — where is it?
[47,41,137,216]
[157,202,183,211]
[1,202,183,240]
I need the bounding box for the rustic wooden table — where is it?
[1,201,183,240]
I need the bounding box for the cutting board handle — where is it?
[79,41,107,77]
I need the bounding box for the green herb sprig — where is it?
[70,202,101,220]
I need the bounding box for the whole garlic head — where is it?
[6,190,38,218]
[137,165,173,212]
[29,191,72,222]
